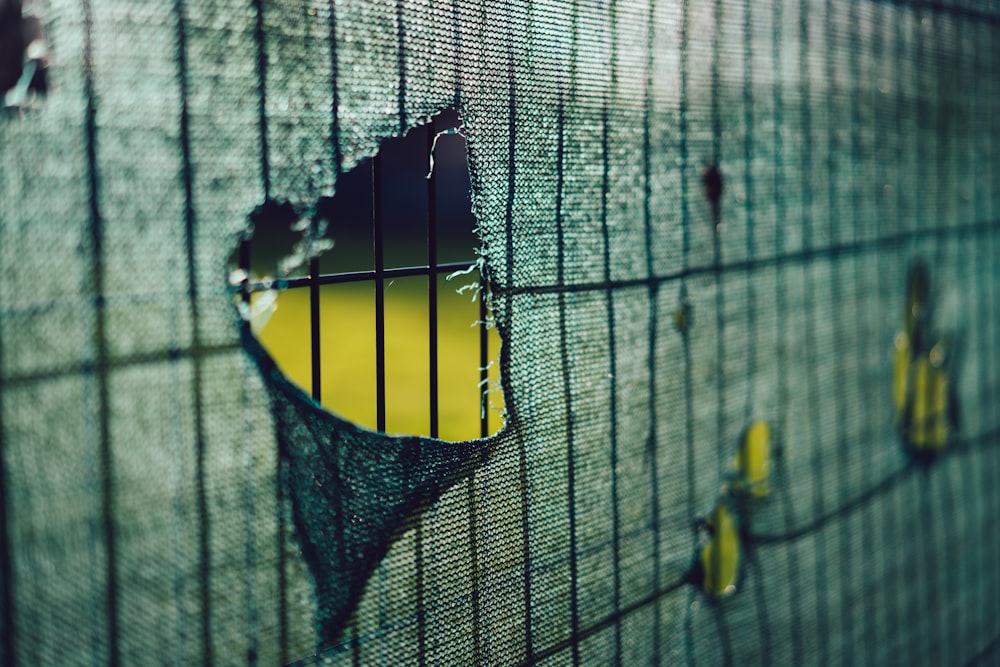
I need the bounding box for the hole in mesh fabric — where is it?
[229,109,500,641]
[1,1,48,111]
[230,107,505,443]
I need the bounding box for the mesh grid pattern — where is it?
[1,0,999,664]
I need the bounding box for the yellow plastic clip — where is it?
[893,330,911,416]
[893,260,955,455]
[728,420,771,499]
[696,500,741,597]
[901,341,951,452]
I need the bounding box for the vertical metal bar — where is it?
[642,0,662,657]
[0,169,12,667]
[427,121,440,439]
[309,248,322,402]
[479,277,489,439]
[374,156,387,432]
[82,2,121,663]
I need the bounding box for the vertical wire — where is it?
[501,1,534,660]
[682,588,697,665]
[679,0,694,535]
[640,0,662,655]
[793,0,829,659]
[824,0,855,657]
[293,13,333,662]
[0,243,11,667]
[428,122,440,440]
[909,10,932,662]
[972,11,990,650]
[374,156,386,434]
[742,0,755,423]
[471,271,486,659]
[554,75,581,667]
[707,20,731,660]
[452,1,483,658]
[250,0,290,660]
[951,22,974,659]
[926,11,946,654]
[452,0,462,108]
[367,0,418,623]
[888,5,907,660]
[710,0,725,482]
[324,2,360,661]
[855,0,878,660]
[414,121,435,667]
[392,2,423,659]
[600,2,622,661]
[678,10,701,657]
[241,344,259,667]
[0,71,12,658]
[166,286,189,661]
[872,8,890,663]
[936,14,961,658]
[0,80,12,667]
[992,30,1000,646]
[749,558,772,663]
[985,12,1000,650]
[676,26,701,667]
[479,284,489,439]
[798,0,832,660]
[0,48,11,652]
[254,0,270,200]
[740,1,772,661]
[329,0,343,182]
[176,0,218,663]
[708,3,734,662]
[395,0,407,133]
[553,10,582,661]
[968,16,983,641]
[368,132,385,658]
[710,0,722,167]
[958,12,982,653]
[711,604,734,667]
[82,2,120,664]
[977,13,990,648]
[771,0,804,662]
[309,257,321,401]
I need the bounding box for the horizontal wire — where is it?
[246,261,476,293]
[516,576,691,667]
[248,222,999,297]
[748,425,1000,545]
[496,217,1000,297]
[874,0,1000,26]
[1,343,242,387]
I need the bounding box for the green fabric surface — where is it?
[1,0,999,664]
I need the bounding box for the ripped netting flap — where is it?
[241,330,491,640]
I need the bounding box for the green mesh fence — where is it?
[1,0,999,664]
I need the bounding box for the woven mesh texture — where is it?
[1,0,999,665]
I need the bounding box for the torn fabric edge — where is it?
[238,325,494,644]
